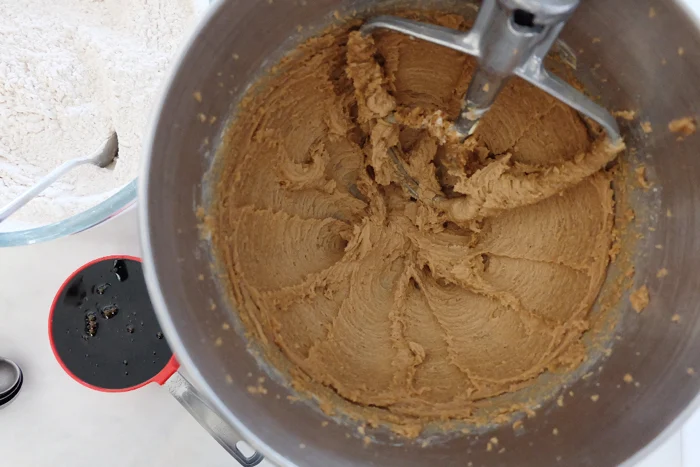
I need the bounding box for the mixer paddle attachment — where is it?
[360,0,622,197]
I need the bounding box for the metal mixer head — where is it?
[361,0,622,143]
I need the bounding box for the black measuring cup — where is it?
[48,256,263,467]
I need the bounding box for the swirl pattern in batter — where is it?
[211,14,624,430]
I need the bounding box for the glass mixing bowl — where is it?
[0,180,136,247]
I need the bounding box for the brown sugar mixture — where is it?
[210,15,625,431]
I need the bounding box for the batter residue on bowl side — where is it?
[209,13,625,435]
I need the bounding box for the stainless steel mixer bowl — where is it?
[140,0,700,465]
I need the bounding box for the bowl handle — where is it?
[165,372,265,466]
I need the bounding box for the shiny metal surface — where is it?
[0,357,23,409]
[140,0,700,465]
[0,358,21,396]
[165,372,264,466]
[362,0,621,141]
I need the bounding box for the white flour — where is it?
[0,0,199,228]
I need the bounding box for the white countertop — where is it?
[0,208,266,467]
[3,0,700,464]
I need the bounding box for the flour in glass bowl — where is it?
[0,0,203,231]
